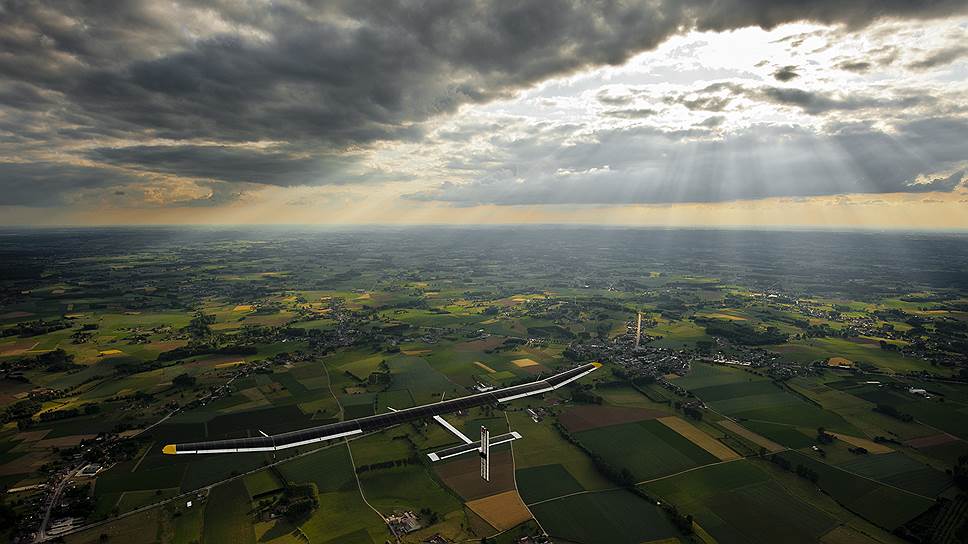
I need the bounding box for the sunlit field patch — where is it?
[474,361,496,373]
[465,490,532,531]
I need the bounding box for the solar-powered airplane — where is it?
[162,362,600,481]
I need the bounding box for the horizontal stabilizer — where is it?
[427,431,521,462]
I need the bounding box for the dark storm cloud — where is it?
[772,65,800,81]
[603,108,659,119]
[407,118,968,205]
[89,145,359,186]
[759,87,852,112]
[631,82,933,116]
[908,45,968,69]
[596,91,634,106]
[6,0,966,144]
[688,0,967,31]
[836,60,873,73]
[674,94,735,112]
[0,161,142,206]
[0,81,57,110]
[1,0,967,207]
[9,0,703,147]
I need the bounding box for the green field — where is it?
[836,452,952,497]
[244,469,284,498]
[358,464,461,516]
[95,463,187,495]
[774,337,931,373]
[516,463,585,504]
[682,366,858,433]
[650,320,711,348]
[172,504,205,544]
[276,444,385,542]
[574,419,719,482]
[530,489,681,544]
[202,480,255,544]
[777,451,935,530]
[673,363,751,390]
[741,420,816,448]
[506,412,613,491]
[643,460,837,544]
[277,445,357,492]
[116,488,179,513]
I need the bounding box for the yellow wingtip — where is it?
[162,444,177,455]
[591,362,602,369]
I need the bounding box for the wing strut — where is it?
[433,415,473,444]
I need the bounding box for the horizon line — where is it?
[1,223,968,234]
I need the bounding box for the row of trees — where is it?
[769,454,819,483]
[873,403,914,422]
[355,456,419,474]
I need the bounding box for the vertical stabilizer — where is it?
[635,312,642,348]
[480,426,490,482]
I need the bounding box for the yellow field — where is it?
[474,361,496,373]
[512,358,539,368]
[232,305,254,311]
[827,357,853,368]
[214,360,246,369]
[658,416,739,460]
[464,490,532,531]
[718,420,784,453]
[830,433,893,454]
[98,349,124,356]
[701,312,747,321]
[402,349,432,356]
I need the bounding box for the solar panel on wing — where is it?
[164,362,600,455]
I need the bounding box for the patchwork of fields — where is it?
[3,229,968,543]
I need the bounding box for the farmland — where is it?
[642,460,844,544]
[574,418,720,482]
[202,480,255,544]
[530,489,681,544]
[1,227,967,543]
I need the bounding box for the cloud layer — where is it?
[0,0,966,210]
[407,119,968,205]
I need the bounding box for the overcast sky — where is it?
[1,1,967,228]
